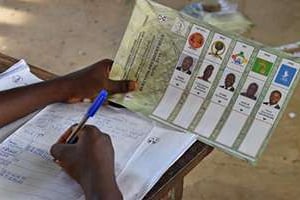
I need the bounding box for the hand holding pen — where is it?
[66,90,108,144]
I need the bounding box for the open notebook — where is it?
[0,60,196,200]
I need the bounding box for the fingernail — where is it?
[83,98,92,103]
[129,81,138,91]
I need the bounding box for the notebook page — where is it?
[117,126,196,200]
[0,103,154,200]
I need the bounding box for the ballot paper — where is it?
[110,0,300,163]
[0,61,196,200]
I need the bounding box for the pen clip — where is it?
[87,90,108,117]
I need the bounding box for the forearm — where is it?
[0,77,71,127]
[0,59,136,127]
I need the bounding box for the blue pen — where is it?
[66,90,108,144]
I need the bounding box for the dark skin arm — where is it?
[0,59,136,127]
[51,125,122,200]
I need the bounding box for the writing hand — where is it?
[50,125,122,200]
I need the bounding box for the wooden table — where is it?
[0,53,214,200]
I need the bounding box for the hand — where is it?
[60,59,137,103]
[50,125,122,200]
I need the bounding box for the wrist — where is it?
[85,185,122,200]
[82,172,122,200]
[48,77,75,102]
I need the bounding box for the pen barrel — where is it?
[66,90,107,144]
[66,116,89,144]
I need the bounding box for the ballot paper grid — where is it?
[110,0,300,164]
[151,19,299,163]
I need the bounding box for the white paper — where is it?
[0,103,156,199]
[0,59,42,91]
[117,127,196,200]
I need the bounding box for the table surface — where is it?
[0,52,214,200]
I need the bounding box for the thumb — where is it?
[106,79,138,94]
[50,143,75,162]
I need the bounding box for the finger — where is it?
[82,98,92,103]
[106,79,138,94]
[50,143,75,162]
[77,125,104,144]
[98,59,114,77]
[100,59,114,67]
[56,124,78,144]
[66,97,83,104]
[76,127,87,139]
